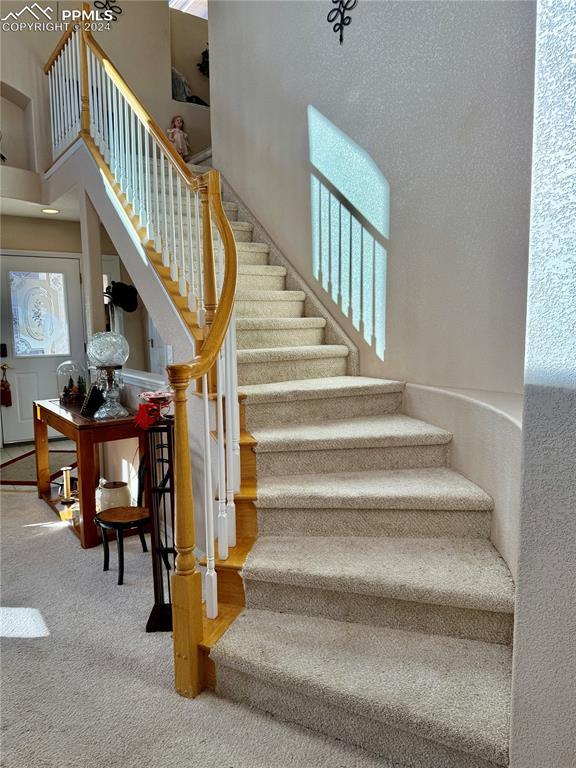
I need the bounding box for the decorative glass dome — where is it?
[87,332,130,368]
[56,360,88,404]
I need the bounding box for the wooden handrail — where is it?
[44,18,238,699]
[83,33,203,192]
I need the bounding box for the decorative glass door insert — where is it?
[9,271,71,357]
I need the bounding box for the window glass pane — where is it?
[9,271,71,357]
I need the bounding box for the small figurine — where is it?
[167,115,191,162]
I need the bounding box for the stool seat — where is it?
[96,506,149,526]
[94,506,150,585]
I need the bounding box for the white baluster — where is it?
[168,165,178,281]
[73,30,81,132]
[186,187,196,311]
[177,176,186,296]
[160,153,169,267]
[152,142,161,252]
[144,129,152,241]
[216,347,228,561]
[97,58,105,153]
[48,70,56,157]
[229,310,241,491]
[52,64,61,150]
[137,120,145,227]
[123,97,130,196]
[131,110,138,215]
[63,41,72,142]
[224,326,237,548]
[202,373,218,619]
[87,49,95,139]
[106,75,115,174]
[194,190,205,325]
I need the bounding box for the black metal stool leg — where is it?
[138,524,148,553]
[101,525,110,572]
[116,529,124,585]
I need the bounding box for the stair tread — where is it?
[243,536,514,613]
[255,467,494,510]
[238,344,349,364]
[252,413,451,452]
[238,264,286,276]
[236,289,305,301]
[211,608,512,766]
[236,242,269,252]
[236,317,326,330]
[239,375,404,402]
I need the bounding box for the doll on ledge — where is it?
[167,115,191,162]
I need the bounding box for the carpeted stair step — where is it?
[255,466,493,538]
[236,242,270,265]
[237,345,349,386]
[237,264,287,291]
[236,317,326,350]
[240,376,404,427]
[174,218,253,242]
[241,535,514,644]
[252,413,451,475]
[211,609,512,768]
[235,289,305,318]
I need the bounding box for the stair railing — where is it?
[45,20,240,699]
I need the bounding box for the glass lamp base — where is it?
[93,389,129,420]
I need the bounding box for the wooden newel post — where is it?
[169,369,204,698]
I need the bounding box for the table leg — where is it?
[76,433,99,549]
[33,405,50,498]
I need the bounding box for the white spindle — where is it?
[229,311,241,491]
[144,129,152,240]
[87,49,95,139]
[194,190,205,325]
[216,347,229,561]
[63,41,72,142]
[106,76,114,172]
[48,71,56,155]
[52,65,61,149]
[137,120,145,226]
[202,374,218,619]
[224,327,236,548]
[123,97,130,195]
[177,176,186,295]
[131,110,138,214]
[186,187,196,311]
[152,142,161,252]
[97,58,105,152]
[169,165,178,281]
[74,30,81,131]
[160,153,169,267]
[116,89,124,185]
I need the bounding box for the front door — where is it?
[0,255,85,443]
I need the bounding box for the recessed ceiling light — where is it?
[41,208,60,214]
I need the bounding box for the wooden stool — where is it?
[94,506,150,585]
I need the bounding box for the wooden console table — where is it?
[33,399,147,549]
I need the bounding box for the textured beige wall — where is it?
[209,0,536,393]
[170,9,210,104]
[0,97,30,170]
[0,215,116,253]
[0,0,211,169]
[510,1,576,764]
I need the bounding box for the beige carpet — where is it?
[0,450,77,486]
[0,489,396,768]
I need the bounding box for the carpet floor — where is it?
[0,489,395,768]
[0,450,77,485]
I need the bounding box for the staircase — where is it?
[43,23,515,766]
[189,160,516,767]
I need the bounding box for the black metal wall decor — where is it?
[145,417,176,632]
[327,0,358,45]
[94,1,123,22]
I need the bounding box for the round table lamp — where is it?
[87,331,130,419]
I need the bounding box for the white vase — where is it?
[97,479,132,511]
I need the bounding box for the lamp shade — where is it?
[87,332,130,367]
